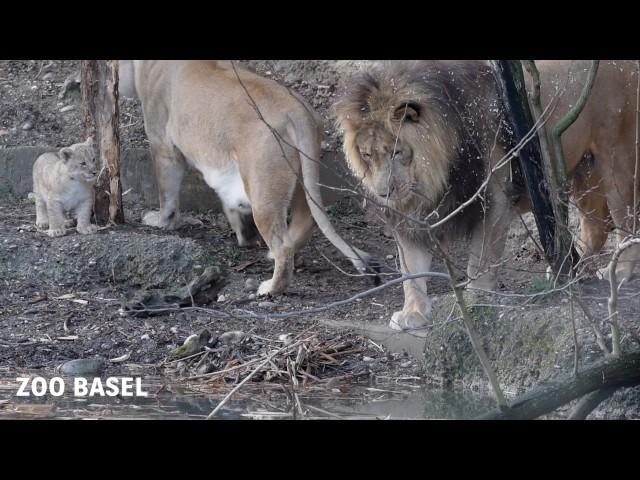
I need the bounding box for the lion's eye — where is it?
[81,162,86,166]
[394,103,421,123]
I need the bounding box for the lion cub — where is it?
[32,137,100,237]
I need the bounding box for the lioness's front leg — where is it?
[389,236,433,331]
[142,145,186,230]
[76,197,97,235]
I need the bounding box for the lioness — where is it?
[125,60,377,296]
[32,137,99,237]
[335,60,640,331]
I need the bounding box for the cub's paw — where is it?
[389,310,430,331]
[47,228,66,238]
[77,224,98,235]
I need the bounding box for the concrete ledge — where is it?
[0,146,351,212]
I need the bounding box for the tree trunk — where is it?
[476,349,640,420]
[490,60,574,276]
[80,60,124,225]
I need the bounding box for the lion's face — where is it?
[353,123,417,206]
[60,137,99,183]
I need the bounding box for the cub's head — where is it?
[59,137,99,183]
[335,63,458,211]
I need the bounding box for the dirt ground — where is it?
[1,60,639,419]
[0,60,363,152]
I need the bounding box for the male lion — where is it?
[32,136,100,237]
[335,60,640,331]
[125,60,377,296]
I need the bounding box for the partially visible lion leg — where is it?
[572,167,611,276]
[223,204,261,247]
[389,237,433,331]
[466,190,514,291]
[601,170,640,283]
[288,182,315,254]
[142,144,186,230]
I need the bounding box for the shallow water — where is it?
[0,371,495,420]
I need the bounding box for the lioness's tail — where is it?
[286,111,381,285]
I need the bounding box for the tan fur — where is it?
[535,60,640,280]
[336,60,640,331]
[126,60,375,296]
[32,137,99,237]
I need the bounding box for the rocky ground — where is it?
[1,60,639,419]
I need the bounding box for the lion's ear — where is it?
[59,147,73,162]
[395,103,421,122]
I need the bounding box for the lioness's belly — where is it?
[200,163,251,210]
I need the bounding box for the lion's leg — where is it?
[466,191,514,291]
[288,183,315,254]
[253,201,295,296]
[142,144,186,230]
[34,194,49,230]
[75,197,97,235]
[601,173,640,283]
[389,237,433,331]
[572,171,611,275]
[46,198,67,238]
[222,204,261,247]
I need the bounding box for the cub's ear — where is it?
[59,147,73,162]
[85,135,95,145]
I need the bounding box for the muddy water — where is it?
[0,372,495,420]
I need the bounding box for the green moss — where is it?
[527,276,554,294]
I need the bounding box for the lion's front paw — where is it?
[389,310,430,331]
[257,279,274,297]
[47,228,66,238]
[142,211,162,228]
[77,224,98,235]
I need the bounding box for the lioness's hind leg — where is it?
[467,190,514,291]
[289,183,315,254]
[252,202,295,297]
[600,163,640,282]
[572,171,611,275]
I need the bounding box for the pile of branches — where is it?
[165,328,368,388]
